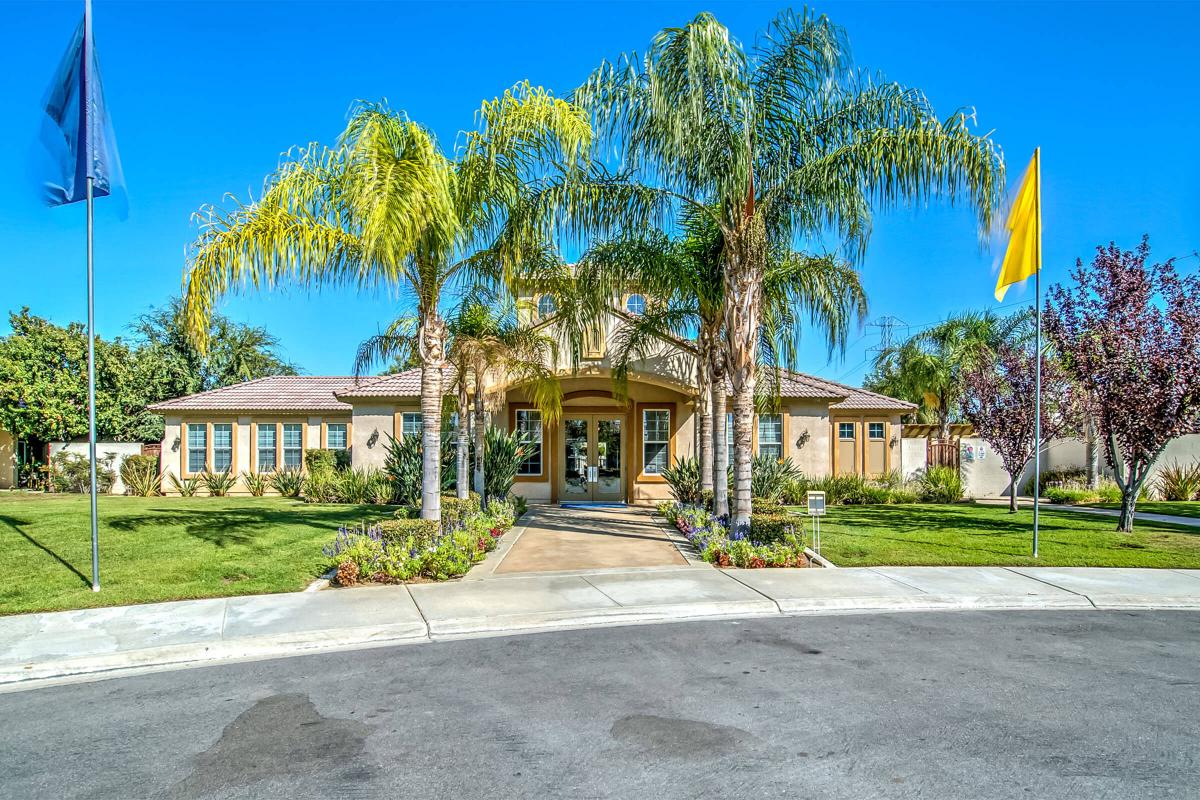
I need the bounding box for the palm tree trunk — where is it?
[418,315,447,527]
[455,382,470,501]
[697,333,713,494]
[711,348,729,518]
[473,381,487,511]
[723,226,765,533]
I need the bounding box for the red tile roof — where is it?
[333,368,456,399]
[148,368,914,413]
[146,376,355,413]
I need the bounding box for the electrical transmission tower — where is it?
[867,315,908,357]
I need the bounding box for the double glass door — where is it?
[561,414,624,502]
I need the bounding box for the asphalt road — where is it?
[2,610,1198,799]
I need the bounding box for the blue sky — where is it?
[2,1,1197,384]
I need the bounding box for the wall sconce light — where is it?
[367,429,379,449]
[171,437,180,452]
[795,430,810,450]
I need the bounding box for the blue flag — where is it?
[39,0,124,208]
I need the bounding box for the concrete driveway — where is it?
[491,504,689,575]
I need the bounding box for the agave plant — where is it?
[270,468,304,498]
[483,426,532,501]
[120,455,163,497]
[241,470,269,497]
[201,470,237,497]
[168,473,202,497]
[749,456,804,502]
[1156,460,1200,501]
[661,457,704,506]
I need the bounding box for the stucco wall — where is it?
[957,433,1200,499]
[351,404,401,470]
[0,429,16,489]
[48,440,144,494]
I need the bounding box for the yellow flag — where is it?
[994,148,1042,301]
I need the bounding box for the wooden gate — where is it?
[928,439,960,470]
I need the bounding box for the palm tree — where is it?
[585,212,866,518]
[356,296,562,509]
[181,84,590,526]
[867,309,1033,439]
[540,10,1001,528]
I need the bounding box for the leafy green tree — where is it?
[181,85,590,526]
[867,309,1032,438]
[550,9,1002,528]
[0,309,147,442]
[132,298,296,396]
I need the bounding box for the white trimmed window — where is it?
[257,425,277,471]
[515,410,543,476]
[401,413,423,439]
[625,293,646,315]
[212,424,233,473]
[868,422,885,440]
[643,409,670,475]
[839,422,856,441]
[537,295,556,317]
[327,423,348,450]
[726,412,734,455]
[757,414,783,460]
[187,425,207,474]
[282,423,303,468]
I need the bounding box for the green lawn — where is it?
[1084,501,1200,520]
[784,502,1200,568]
[0,493,392,615]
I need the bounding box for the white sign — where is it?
[806,491,826,516]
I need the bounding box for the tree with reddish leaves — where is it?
[963,345,1082,512]
[1045,237,1200,531]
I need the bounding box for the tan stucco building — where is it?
[149,298,914,503]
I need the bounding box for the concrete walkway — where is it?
[4,563,1200,689]
[489,505,688,575]
[975,497,1200,528]
[1042,503,1200,528]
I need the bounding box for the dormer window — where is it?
[625,293,646,316]
[537,294,557,318]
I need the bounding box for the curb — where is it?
[6,593,1200,692]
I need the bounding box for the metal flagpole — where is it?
[85,0,100,591]
[1032,147,1043,558]
[88,176,99,591]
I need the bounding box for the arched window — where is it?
[625,293,646,316]
[537,295,557,317]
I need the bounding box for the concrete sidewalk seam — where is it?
[1000,567,1099,609]
[578,575,627,608]
[863,568,934,595]
[718,570,787,614]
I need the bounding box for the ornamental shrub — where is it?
[917,466,964,503]
[169,473,201,497]
[1156,460,1200,501]
[747,510,797,544]
[303,469,342,503]
[441,493,482,531]
[48,451,116,494]
[305,448,339,475]
[377,518,440,550]
[1044,486,1095,505]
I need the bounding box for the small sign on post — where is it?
[806,491,826,554]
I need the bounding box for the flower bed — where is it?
[658,502,810,568]
[324,497,520,584]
